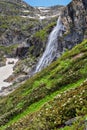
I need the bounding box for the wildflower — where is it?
[53,110,55,112]
[74,100,77,103]
[46,108,49,111]
[62,103,66,107]
[73,95,76,98]
[54,121,56,124]
[82,90,85,93]
[80,101,83,104]
[79,98,83,101]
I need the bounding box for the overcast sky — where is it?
[24,0,71,7]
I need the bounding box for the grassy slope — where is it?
[34,21,56,41]
[0,40,87,129]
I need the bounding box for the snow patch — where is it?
[38,7,50,10]
[22,10,30,12]
[21,16,35,19]
[39,9,50,13]
[0,58,18,90]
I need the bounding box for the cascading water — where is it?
[35,16,65,73]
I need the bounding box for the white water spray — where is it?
[35,16,65,73]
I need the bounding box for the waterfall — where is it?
[35,16,65,73]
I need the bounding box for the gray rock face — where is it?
[16,46,29,57]
[0,0,63,45]
[83,0,87,9]
[14,75,29,83]
[0,0,40,46]
[56,0,87,56]
[62,0,87,39]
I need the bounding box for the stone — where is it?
[8,61,14,64]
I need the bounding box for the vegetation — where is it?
[0,40,87,129]
[0,44,18,55]
[34,22,56,41]
[0,14,40,63]
[0,44,18,64]
[59,116,87,130]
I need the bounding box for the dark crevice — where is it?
[82,0,87,10]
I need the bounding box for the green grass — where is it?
[4,80,87,130]
[0,44,19,63]
[0,44,18,54]
[0,40,87,129]
[0,78,84,130]
[34,22,56,41]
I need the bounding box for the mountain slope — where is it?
[59,0,87,53]
[0,0,63,46]
[0,0,63,68]
[0,39,87,129]
[0,0,87,129]
[0,0,37,16]
[0,0,86,71]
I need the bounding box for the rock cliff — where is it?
[26,0,87,74]
[55,0,87,57]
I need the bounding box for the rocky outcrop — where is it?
[16,42,29,57]
[62,0,87,40]
[55,0,87,56]
[16,46,29,57]
[0,0,37,16]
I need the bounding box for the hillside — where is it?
[0,0,63,46]
[0,0,64,92]
[0,0,86,69]
[0,40,87,129]
[0,0,87,129]
[0,0,63,69]
[13,0,87,78]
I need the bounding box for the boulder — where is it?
[8,61,14,64]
